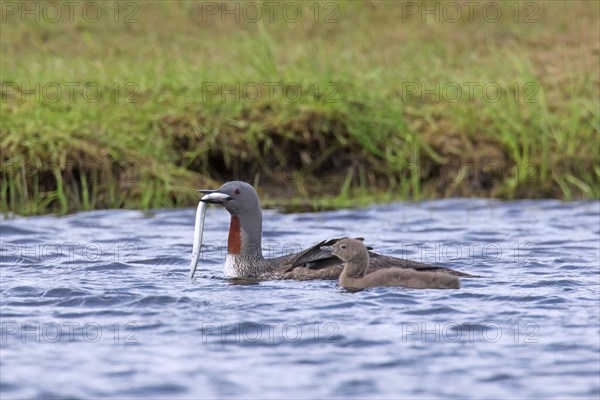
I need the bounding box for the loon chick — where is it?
[322,238,461,290]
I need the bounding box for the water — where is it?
[1,200,599,399]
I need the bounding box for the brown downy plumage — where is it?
[322,238,461,290]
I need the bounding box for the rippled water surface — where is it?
[1,200,599,399]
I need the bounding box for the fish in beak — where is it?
[190,188,237,279]
[190,199,207,279]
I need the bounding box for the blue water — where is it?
[1,200,599,399]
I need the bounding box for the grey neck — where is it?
[237,207,265,261]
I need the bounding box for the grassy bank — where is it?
[1,0,599,215]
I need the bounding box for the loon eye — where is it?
[341,244,347,249]
[234,188,241,195]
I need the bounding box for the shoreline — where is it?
[2,1,598,215]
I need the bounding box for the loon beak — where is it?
[198,189,232,204]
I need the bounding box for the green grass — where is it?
[1,0,599,215]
